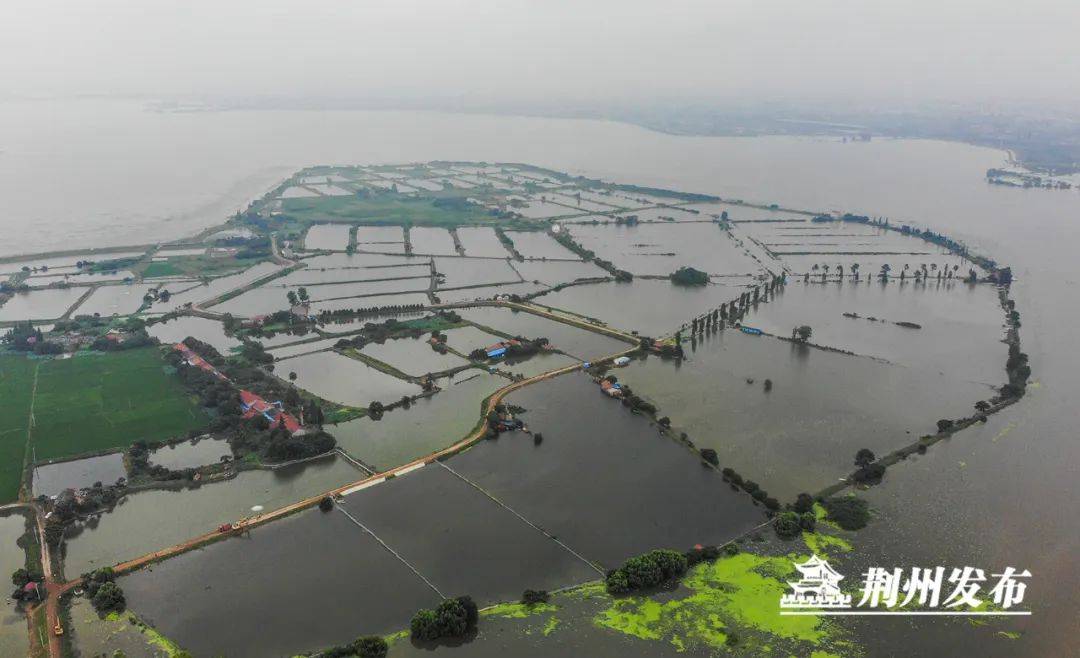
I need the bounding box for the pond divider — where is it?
[335,504,445,598]
[435,461,604,576]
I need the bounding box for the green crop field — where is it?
[27,348,208,464]
[0,356,38,502]
[0,349,210,501]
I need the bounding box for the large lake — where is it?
[4,99,1077,656]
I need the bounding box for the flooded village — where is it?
[0,161,1031,657]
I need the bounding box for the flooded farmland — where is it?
[0,287,86,321]
[460,306,629,360]
[615,329,992,499]
[331,372,503,469]
[61,455,364,576]
[537,279,749,337]
[742,279,1006,382]
[120,505,439,658]
[33,453,127,498]
[146,315,241,354]
[148,436,232,470]
[276,350,421,407]
[450,373,764,567]
[359,334,468,376]
[0,512,28,658]
[1,99,1075,657]
[339,465,599,603]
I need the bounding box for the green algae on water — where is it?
[593,552,853,655]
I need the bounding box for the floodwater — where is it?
[61,455,363,577]
[148,436,232,470]
[0,286,86,321]
[308,292,431,314]
[450,373,764,567]
[331,371,503,470]
[537,279,750,337]
[441,325,505,355]
[457,226,510,257]
[409,227,458,255]
[506,231,580,259]
[743,279,1006,382]
[616,329,991,500]
[355,225,405,243]
[275,350,420,407]
[146,315,241,354]
[360,335,468,377]
[0,512,28,658]
[76,283,157,316]
[434,281,549,304]
[33,453,127,498]
[339,464,598,602]
[434,257,519,288]
[68,596,169,657]
[513,259,607,286]
[120,505,439,658]
[3,101,1078,654]
[267,336,343,360]
[161,262,282,310]
[303,224,351,250]
[460,306,628,360]
[568,222,762,276]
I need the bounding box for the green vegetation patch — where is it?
[594,552,849,655]
[139,255,249,279]
[0,356,38,501]
[27,348,208,462]
[281,194,493,227]
[482,601,557,620]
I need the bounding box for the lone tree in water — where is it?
[854,448,876,469]
[793,325,812,342]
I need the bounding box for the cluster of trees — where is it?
[286,287,310,307]
[550,230,632,281]
[1,322,48,351]
[169,337,334,461]
[521,589,550,605]
[852,448,886,484]
[821,496,870,530]
[792,325,812,342]
[90,329,157,352]
[316,302,430,323]
[235,236,272,259]
[605,549,688,595]
[720,467,780,511]
[10,567,43,602]
[494,227,524,260]
[127,439,204,482]
[670,266,709,287]
[773,510,817,539]
[315,636,388,658]
[683,274,786,336]
[609,381,657,415]
[265,430,335,462]
[410,596,478,642]
[84,568,126,615]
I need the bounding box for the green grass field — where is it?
[30,348,208,462]
[0,356,38,502]
[0,349,208,501]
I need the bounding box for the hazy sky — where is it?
[4,1,1080,109]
